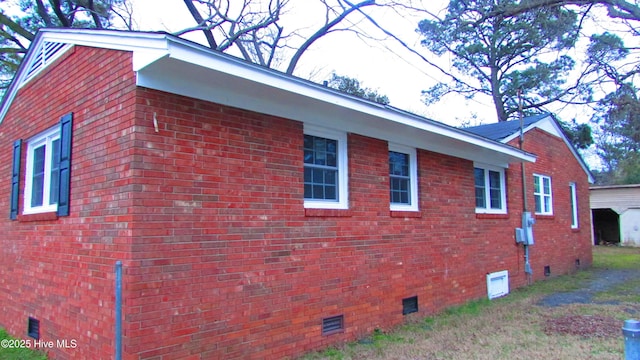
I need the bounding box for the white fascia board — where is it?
[137,58,534,167]
[39,29,169,53]
[0,29,533,166]
[0,29,170,124]
[0,34,46,123]
[151,37,536,166]
[502,115,594,183]
[164,37,381,112]
[37,29,170,71]
[368,110,535,163]
[501,115,560,143]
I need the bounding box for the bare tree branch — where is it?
[345,2,474,95]
[86,0,104,28]
[286,0,375,74]
[0,0,133,94]
[174,0,452,82]
[486,0,640,22]
[49,0,71,27]
[183,0,218,48]
[111,0,137,30]
[35,0,53,27]
[0,12,35,42]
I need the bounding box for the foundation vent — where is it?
[322,315,344,335]
[27,317,40,340]
[402,296,419,315]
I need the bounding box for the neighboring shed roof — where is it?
[0,29,535,168]
[464,113,595,183]
[590,184,640,191]
[590,184,640,213]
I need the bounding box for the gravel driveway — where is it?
[536,268,640,338]
[537,268,640,308]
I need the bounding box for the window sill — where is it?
[390,211,422,218]
[535,214,555,220]
[571,228,580,233]
[305,208,353,217]
[18,212,58,222]
[476,213,509,220]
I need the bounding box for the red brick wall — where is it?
[508,129,593,279]
[0,45,592,360]
[0,46,137,359]
[127,88,592,359]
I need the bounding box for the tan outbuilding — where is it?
[591,184,640,247]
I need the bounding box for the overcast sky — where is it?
[126,0,617,142]
[127,0,505,126]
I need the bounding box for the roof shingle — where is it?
[464,113,551,141]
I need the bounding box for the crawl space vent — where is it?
[486,270,509,299]
[322,315,344,335]
[402,296,419,315]
[544,266,551,277]
[27,317,40,340]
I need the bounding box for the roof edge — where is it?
[590,184,640,190]
[0,29,535,165]
[0,29,172,124]
[501,114,595,184]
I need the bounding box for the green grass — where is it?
[443,298,491,317]
[593,246,640,270]
[0,329,48,360]
[508,269,593,299]
[591,246,640,302]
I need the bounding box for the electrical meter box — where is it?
[515,212,535,245]
[522,212,535,245]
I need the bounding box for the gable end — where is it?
[23,41,72,86]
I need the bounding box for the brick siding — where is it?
[0,46,592,360]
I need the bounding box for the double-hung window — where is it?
[474,164,507,214]
[303,125,348,209]
[569,182,578,228]
[389,144,418,211]
[534,174,553,215]
[24,128,61,214]
[10,113,73,219]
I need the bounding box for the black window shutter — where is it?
[57,112,73,216]
[10,139,22,220]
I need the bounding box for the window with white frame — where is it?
[534,174,553,215]
[474,164,507,214]
[389,144,418,211]
[24,127,61,214]
[303,125,348,209]
[569,182,578,228]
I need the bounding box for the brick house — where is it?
[0,29,592,360]
[466,114,595,274]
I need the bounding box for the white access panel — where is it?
[487,270,509,299]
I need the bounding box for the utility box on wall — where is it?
[516,212,535,245]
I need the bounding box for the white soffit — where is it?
[137,37,534,167]
[2,30,534,167]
